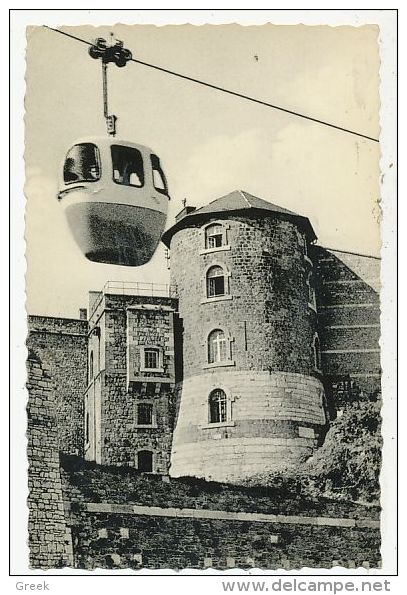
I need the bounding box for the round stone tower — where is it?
[162,190,327,483]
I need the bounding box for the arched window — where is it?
[205,223,224,249]
[209,389,227,423]
[207,265,225,297]
[208,329,227,363]
[89,351,94,382]
[313,335,322,371]
[137,450,153,472]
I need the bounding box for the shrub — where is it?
[304,398,382,503]
[241,399,382,505]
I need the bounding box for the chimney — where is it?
[79,308,87,321]
[175,205,196,222]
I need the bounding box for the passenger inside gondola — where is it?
[64,158,79,182]
[112,144,144,187]
[64,143,101,184]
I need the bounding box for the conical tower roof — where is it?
[162,190,316,247]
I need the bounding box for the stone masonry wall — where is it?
[59,455,380,571]
[86,294,177,472]
[313,247,381,403]
[27,316,88,456]
[101,373,174,473]
[171,215,318,377]
[170,371,326,481]
[126,306,176,383]
[66,504,380,571]
[26,351,73,568]
[169,213,325,481]
[84,293,106,464]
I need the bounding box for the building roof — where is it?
[195,190,299,217]
[161,190,316,247]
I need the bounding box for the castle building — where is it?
[84,287,178,473]
[162,190,327,482]
[27,190,381,483]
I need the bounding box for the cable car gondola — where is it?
[59,136,169,266]
[57,36,170,266]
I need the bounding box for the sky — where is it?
[24,22,381,318]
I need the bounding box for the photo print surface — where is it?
[23,20,384,572]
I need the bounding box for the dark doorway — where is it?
[137,450,153,472]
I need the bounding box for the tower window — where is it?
[137,402,153,425]
[137,450,153,472]
[207,265,225,297]
[200,222,230,255]
[209,389,227,423]
[303,236,308,257]
[202,263,232,303]
[205,224,224,249]
[313,335,322,371]
[307,271,317,311]
[144,348,160,370]
[208,329,227,364]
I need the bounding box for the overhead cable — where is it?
[43,25,379,143]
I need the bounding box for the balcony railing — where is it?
[88,281,178,323]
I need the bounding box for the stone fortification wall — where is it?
[27,316,88,455]
[66,502,380,571]
[26,351,73,568]
[60,456,380,571]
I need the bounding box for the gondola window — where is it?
[63,143,101,184]
[151,154,168,194]
[111,145,144,187]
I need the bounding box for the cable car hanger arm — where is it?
[88,36,132,136]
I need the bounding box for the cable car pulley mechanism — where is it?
[88,35,132,136]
